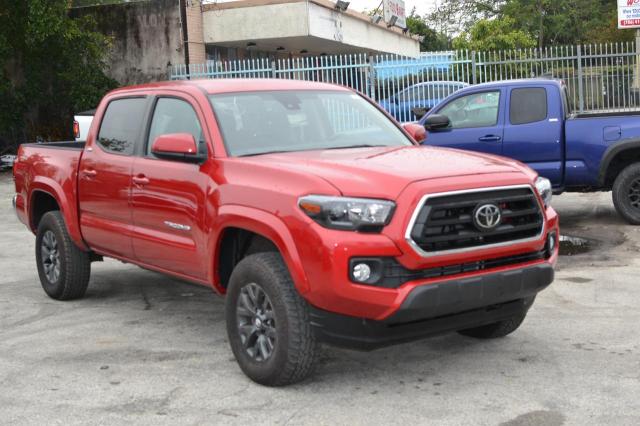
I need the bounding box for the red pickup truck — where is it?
[13,79,558,386]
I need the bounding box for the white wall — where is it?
[307,3,419,57]
[202,1,419,57]
[203,2,309,43]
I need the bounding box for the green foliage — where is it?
[0,0,117,151]
[426,0,504,39]
[71,0,136,6]
[406,9,449,51]
[427,0,634,49]
[452,17,537,51]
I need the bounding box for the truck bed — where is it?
[20,141,86,150]
[571,110,640,119]
[13,141,85,248]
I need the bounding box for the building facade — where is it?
[72,0,419,85]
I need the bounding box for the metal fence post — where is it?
[368,55,376,101]
[271,60,277,79]
[471,51,477,85]
[577,45,585,113]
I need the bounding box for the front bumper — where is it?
[309,263,553,350]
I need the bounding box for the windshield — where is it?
[209,90,413,157]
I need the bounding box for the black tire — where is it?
[225,252,317,386]
[612,163,640,225]
[457,311,527,339]
[35,211,91,300]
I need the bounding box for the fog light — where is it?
[352,263,372,282]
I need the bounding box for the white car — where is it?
[73,109,95,142]
[1,154,16,170]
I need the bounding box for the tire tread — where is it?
[457,312,526,339]
[612,163,640,225]
[36,211,91,300]
[226,252,317,386]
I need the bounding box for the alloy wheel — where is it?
[628,178,640,209]
[236,283,276,362]
[41,230,61,283]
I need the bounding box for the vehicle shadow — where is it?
[82,264,535,388]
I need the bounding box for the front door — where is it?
[78,97,148,259]
[423,90,504,156]
[130,96,211,280]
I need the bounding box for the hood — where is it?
[243,146,529,198]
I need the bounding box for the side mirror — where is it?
[151,133,205,163]
[423,114,451,131]
[412,107,431,120]
[403,123,427,143]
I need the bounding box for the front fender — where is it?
[29,176,88,251]
[210,205,310,295]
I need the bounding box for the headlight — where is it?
[535,177,552,207]
[298,195,396,231]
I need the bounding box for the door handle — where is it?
[479,135,502,142]
[132,175,150,186]
[81,169,97,178]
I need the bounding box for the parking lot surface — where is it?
[1,172,639,426]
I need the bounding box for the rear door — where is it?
[129,95,211,280]
[502,86,564,186]
[424,89,504,155]
[78,97,148,259]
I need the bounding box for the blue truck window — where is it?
[439,91,500,129]
[510,88,547,125]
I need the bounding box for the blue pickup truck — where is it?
[418,78,640,224]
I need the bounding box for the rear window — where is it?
[510,88,547,125]
[97,98,147,155]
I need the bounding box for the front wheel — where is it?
[35,211,91,300]
[225,253,318,386]
[612,163,640,225]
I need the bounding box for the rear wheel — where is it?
[612,163,640,225]
[225,252,317,386]
[457,311,527,339]
[35,211,91,300]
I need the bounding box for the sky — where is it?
[347,0,439,16]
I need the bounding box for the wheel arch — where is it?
[28,177,88,251]
[211,205,310,295]
[599,138,640,189]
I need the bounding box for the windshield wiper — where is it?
[238,145,386,157]
[238,150,293,157]
[323,144,383,150]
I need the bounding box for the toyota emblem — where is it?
[473,203,501,231]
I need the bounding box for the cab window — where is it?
[510,88,548,125]
[97,98,147,155]
[147,98,205,156]
[438,91,501,129]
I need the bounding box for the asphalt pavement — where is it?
[0,172,638,425]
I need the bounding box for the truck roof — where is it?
[467,78,564,90]
[108,79,352,96]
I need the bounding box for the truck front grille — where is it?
[408,186,544,255]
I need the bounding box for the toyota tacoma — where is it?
[13,79,558,386]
